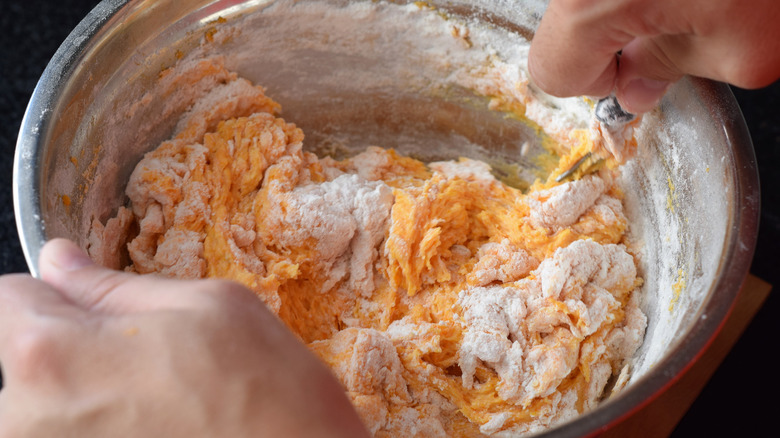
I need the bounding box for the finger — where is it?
[614,37,680,113]
[642,0,780,90]
[615,31,755,113]
[528,0,632,98]
[38,239,218,314]
[616,24,780,113]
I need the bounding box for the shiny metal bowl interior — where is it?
[14,0,759,436]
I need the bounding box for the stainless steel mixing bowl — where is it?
[14,0,759,436]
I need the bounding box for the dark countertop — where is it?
[1,1,777,435]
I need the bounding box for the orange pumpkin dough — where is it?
[94,60,646,437]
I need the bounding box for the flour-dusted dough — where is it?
[90,56,645,437]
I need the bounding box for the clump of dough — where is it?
[91,57,645,437]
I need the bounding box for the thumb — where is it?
[38,239,207,314]
[614,37,682,114]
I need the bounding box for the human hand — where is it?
[0,239,368,438]
[528,0,780,113]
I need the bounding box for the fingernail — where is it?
[43,239,94,272]
[619,78,670,113]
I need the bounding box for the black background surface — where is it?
[1,1,777,435]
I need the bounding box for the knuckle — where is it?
[83,270,136,310]
[640,38,684,79]
[5,322,65,381]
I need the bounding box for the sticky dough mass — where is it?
[90,61,646,437]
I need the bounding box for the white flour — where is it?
[526,174,607,230]
[458,240,645,435]
[263,173,394,295]
[87,1,648,436]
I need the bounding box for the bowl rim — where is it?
[14,0,130,278]
[13,1,761,436]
